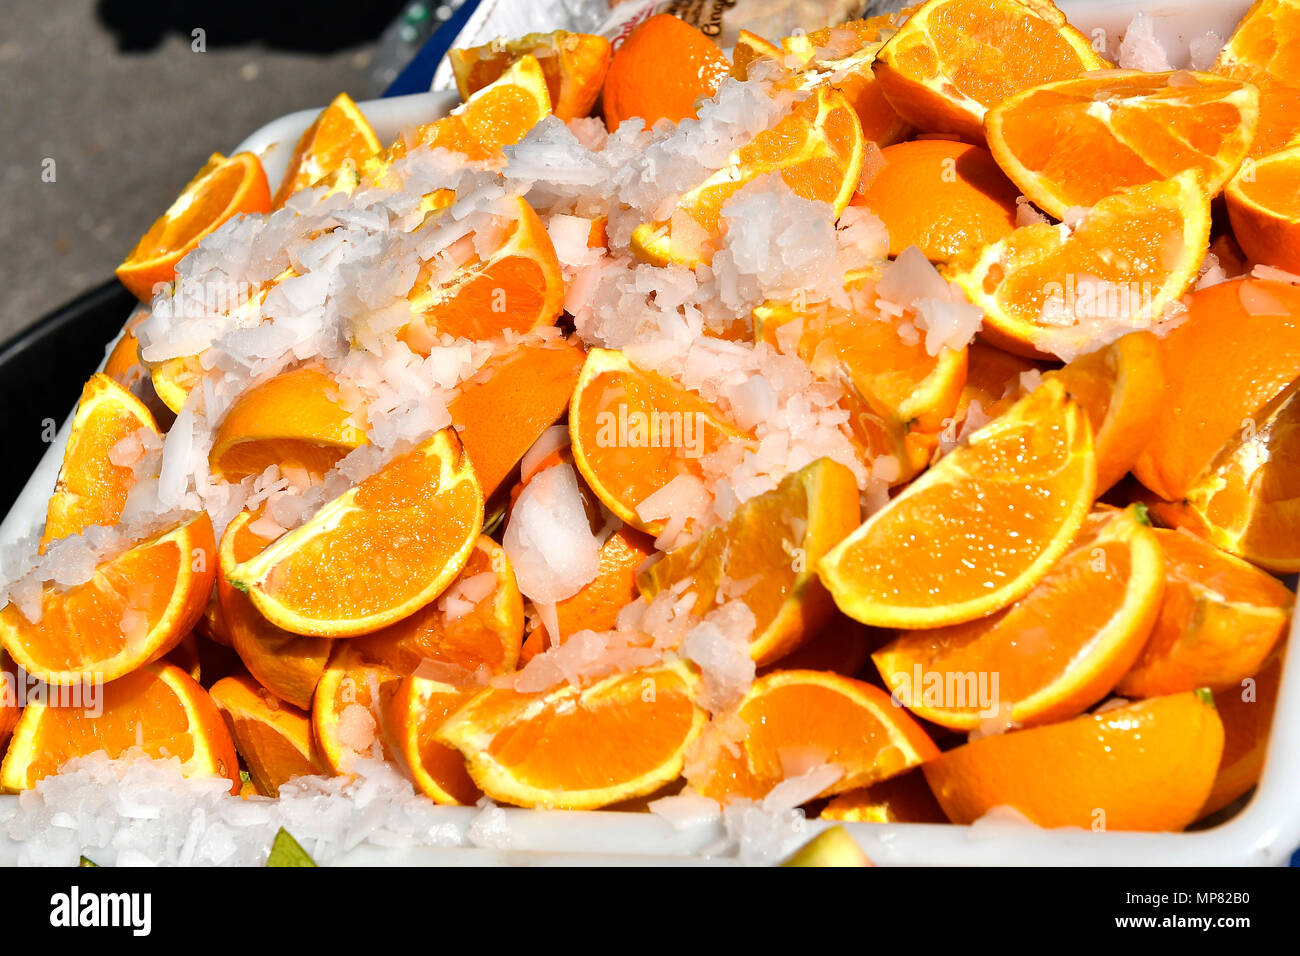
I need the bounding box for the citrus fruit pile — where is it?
[1,0,1296,850]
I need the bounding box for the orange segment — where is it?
[631,86,865,268]
[0,661,239,793]
[955,340,1045,424]
[730,29,782,82]
[1213,0,1300,157]
[872,0,1107,143]
[820,769,947,824]
[41,373,159,549]
[103,329,145,389]
[946,172,1212,360]
[1203,646,1284,816]
[451,31,611,121]
[601,14,729,131]
[819,378,1095,628]
[217,510,330,710]
[311,642,401,774]
[1115,529,1293,698]
[987,71,1259,221]
[116,152,271,301]
[638,458,862,665]
[448,336,585,499]
[1227,143,1300,273]
[685,670,939,802]
[1,514,215,685]
[381,674,480,805]
[855,139,1019,262]
[569,348,750,536]
[271,93,380,209]
[401,196,564,351]
[1132,276,1300,501]
[1047,330,1165,493]
[210,674,325,797]
[873,505,1165,730]
[209,364,369,482]
[922,691,1224,830]
[228,428,483,638]
[436,659,706,809]
[0,662,21,751]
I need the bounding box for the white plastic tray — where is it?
[4,0,1295,866]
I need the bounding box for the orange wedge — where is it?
[1227,143,1300,273]
[227,428,483,638]
[855,139,1019,262]
[1,514,215,685]
[873,0,1107,143]
[41,373,159,549]
[821,769,947,824]
[602,14,729,131]
[730,29,782,82]
[448,336,585,499]
[819,377,1095,628]
[312,642,401,774]
[436,659,706,809]
[209,364,369,481]
[1203,646,1284,816]
[0,661,239,793]
[451,31,611,121]
[1115,529,1293,697]
[873,505,1165,730]
[638,458,862,665]
[401,196,564,351]
[1047,331,1165,494]
[685,670,939,802]
[569,348,750,536]
[116,152,271,301]
[1213,0,1300,157]
[103,329,145,389]
[986,71,1259,221]
[272,93,380,209]
[955,341,1045,425]
[923,691,1224,830]
[210,674,325,797]
[381,674,480,805]
[1132,276,1300,501]
[0,662,20,751]
[216,510,330,711]
[631,85,864,268]
[946,172,1212,360]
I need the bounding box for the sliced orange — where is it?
[311,642,400,774]
[1213,0,1300,157]
[872,0,1107,143]
[821,768,947,823]
[987,71,1259,221]
[819,378,1095,628]
[854,139,1019,262]
[922,691,1224,830]
[1132,276,1300,501]
[1227,143,1300,273]
[873,505,1164,730]
[954,340,1045,425]
[272,93,380,209]
[946,172,1212,360]
[638,458,861,666]
[569,348,750,536]
[451,31,611,122]
[0,661,239,793]
[601,14,729,131]
[730,29,782,82]
[631,85,865,268]
[436,658,706,809]
[685,670,939,802]
[216,510,330,711]
[1203,646,1284,816]
[116,152,271,301]
[1047,330,1165,494]
[209,364,368,482]
[41,373,159,549]
[448,336,585,499]
[227,428,483,638]
[381,674,480,805]
[210,674,325,797]
[0,662,20,751]
[348,535,523,676]
[103,329,145,389]
[1115,529,1293,697]
[401,196,564,351]
[1,514,215,685]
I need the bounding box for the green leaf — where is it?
[78,855,99,867]
[266,827,318,867]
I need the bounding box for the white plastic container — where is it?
[3,0,1293,866]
